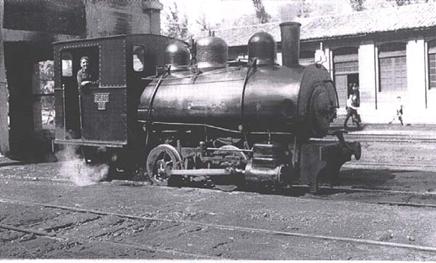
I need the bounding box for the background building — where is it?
[0,0,162,158]
[213,3,436,124]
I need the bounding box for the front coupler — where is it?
[299,131,361,193]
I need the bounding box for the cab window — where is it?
[61,52,73,77]
[133,45,145,72]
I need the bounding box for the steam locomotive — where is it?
[54,22,361,192]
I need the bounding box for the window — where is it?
[428,41,436,90]
[33,60,55,130]
[378,43,407,92]
[333,47,359,74]
[61,52,73,77]
[334,61,358,74]
[133,45,144,72]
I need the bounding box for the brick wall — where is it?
[85,0,162,37]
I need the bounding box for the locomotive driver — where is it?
[77,56,97,89]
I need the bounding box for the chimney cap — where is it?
[279,21,301,27]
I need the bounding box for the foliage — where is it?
[349,0,365,11]
[387,0,436,5]
[252,0,271,23]
[162,2,189,40]
[278,0,313,21]
[196,14,222,33]
[39,61,53,81]
[350,0,436,11]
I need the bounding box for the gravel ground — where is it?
[1,160,436,259]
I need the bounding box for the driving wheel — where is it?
[146,144,183,186]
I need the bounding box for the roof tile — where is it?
[207,3,436,46]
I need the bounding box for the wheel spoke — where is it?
[146,144,183,186]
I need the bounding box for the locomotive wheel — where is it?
[146,144,183,186]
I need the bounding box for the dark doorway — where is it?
[4,42,53,161]
[61,47,99,139]
[5,42,34,160]
[347,73,359,96]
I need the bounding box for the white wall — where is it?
[334,38,435,124]
[405,38,428,123]
[357,41,384,122]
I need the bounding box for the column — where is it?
[406,38,426,122]
[0,0,9,154]
[358,41,377,114]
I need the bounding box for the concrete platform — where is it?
[346,124,436,139]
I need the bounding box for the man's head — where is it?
[352,83,359,91]
[80,56,89,71]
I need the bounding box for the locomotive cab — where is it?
[53,35,184,165]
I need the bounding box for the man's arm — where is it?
[78,72,98,88]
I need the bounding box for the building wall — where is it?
[318,36,435,124]
[85,0,161,38]
[0,0,8,154]
[0,0,163,156]
[428,40,436,113]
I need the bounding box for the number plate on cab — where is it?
[94,93,110,110]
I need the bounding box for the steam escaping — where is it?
[56,145,109,186]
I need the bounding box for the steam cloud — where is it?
[56,145,109,186]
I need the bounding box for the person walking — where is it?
[344,83,361,129]
[388,96,404,125]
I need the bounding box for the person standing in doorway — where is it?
[77,56,97,89]
[344,83,361,129]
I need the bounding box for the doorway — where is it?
[334,73,359,109]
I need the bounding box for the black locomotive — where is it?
[54,22,361,192]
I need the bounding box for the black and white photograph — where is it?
[0,0,436,260]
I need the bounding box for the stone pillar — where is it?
[358,41,377,119]
[143,0,162,35]
[406,38,427,123]
[84,0,162,38]
[323,47,333,79]
[0,0,9,155]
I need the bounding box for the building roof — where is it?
[209,3,436,46]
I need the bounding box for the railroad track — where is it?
[0,222,216,259]
[1,196,436,258]
[291,184,436,209]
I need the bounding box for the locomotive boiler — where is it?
[138,22,360,191]
[53,22,361,192]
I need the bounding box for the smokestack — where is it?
[279,22,301,67]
